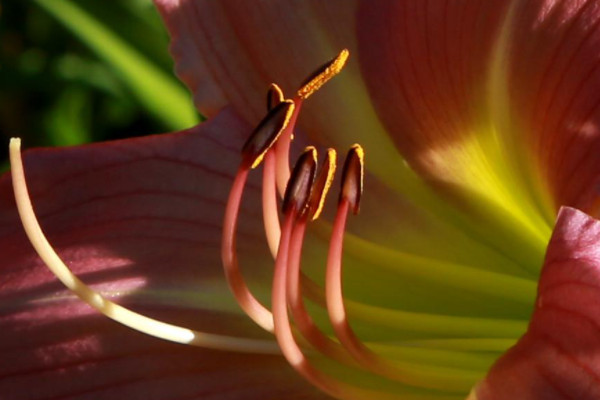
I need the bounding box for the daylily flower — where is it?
[3,0,600,399]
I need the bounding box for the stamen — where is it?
[326,145,472,391]
[222,164,274,332]
[242,99,295,169]
[297,49,350,100]
[326,198,376,362]
[274,98,303,197]
[272,179,398,400]
[267,83,285,110]
[282,147,317,216]
[307,148,337,220]
[274,50,349,196]
[9,138,278,354]
[273,208,346,397]
[340,144,364,215]
[261,149,281,259]
[287,213,356,365]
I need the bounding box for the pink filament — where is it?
[287,216,356,365]
[275,97,303,196]
[325,200,381,364]
[325,200,440,388]
[222,165,274,332]
[262,145,328,305]
[272,208,402,400]
[262,150,281,258]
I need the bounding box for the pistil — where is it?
[9,138,278,354]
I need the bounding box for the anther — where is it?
[242,99,295,169]
[267,83,285,111]
[282,147,317,215]
[272,157,394,400]
[222,102,302,331]
[297,49,350,100]
[339,144,364,215]
[306,148,337,220]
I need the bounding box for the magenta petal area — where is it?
[0,109,328,399]
[474,207,600,400]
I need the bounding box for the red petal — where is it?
[154,0,417,186]
[507,1,600,214]
[474,207,600,399]
[0,301,327,400]
[154,0,356,121]
[0,109,326,399]
[356,0,510,182]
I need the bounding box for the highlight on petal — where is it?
[0,109,327,398]
[506,1,600,217]
[356,0,556,272]
[473,207,600,399]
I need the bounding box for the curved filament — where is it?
[9,138,278,354]
[273,208,404,400]
[262,149,281,258]
[275,98,303,196]
[222,164,274,332]
[287,215,355,365]
[326,199,479,391]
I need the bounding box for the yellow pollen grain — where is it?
[267,83,284,110]
[311,148,337,221]
[352,143,365,196]
[297,49,349,99]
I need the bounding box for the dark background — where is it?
[0,0,199,170]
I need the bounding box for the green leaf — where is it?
[44,87,93,146]
[34,0,199,130]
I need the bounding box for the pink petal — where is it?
[474,207,600,399]
[0,109,326,399]
[356,0,510,183]
[154,0,414,185]
[154,0,356,122]
[153,0,539,288]
[507,1,600,214]
[0,300,327,399]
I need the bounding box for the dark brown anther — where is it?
[306,148,337,220]
[282,147,317,215]
[267,83,285,111]
[339,144,364,215]
[241,100,295,169]
[297,49,349,100]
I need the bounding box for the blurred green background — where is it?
[0,0,200,169]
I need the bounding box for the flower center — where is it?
[218,50,475,399]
